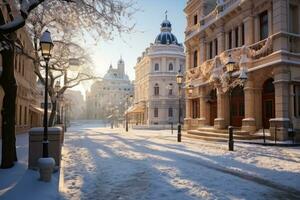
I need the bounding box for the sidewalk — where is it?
[0,133,60,200]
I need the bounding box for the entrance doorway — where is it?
[230,86,245,127]
[209,89,217,126]
[262,78,275,129]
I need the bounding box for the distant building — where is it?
[86,58,134,120]
[64,90,86,120]
[128,15,185,128]
[184,0,300,141]
[0,0,43,137]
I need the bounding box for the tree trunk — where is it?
[0,41,17,168]
[48,100,56,127]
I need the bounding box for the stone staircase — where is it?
[185,126,264,142]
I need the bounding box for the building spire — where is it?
[165,10,168,20]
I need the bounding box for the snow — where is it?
[60,122,300,200]
[0,121,299,199]
[0,133,60,200]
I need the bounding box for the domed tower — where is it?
[154,14,179,45]
[117,56,125,77]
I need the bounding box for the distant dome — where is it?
[154,16,179,45]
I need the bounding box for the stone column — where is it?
[242,80,256,132]
[272,0,288,51]
[214,87,226,129]
[198,87,207,127]
[254,16,260,42]
[205,42,210,60]
[268,8,273,36]
[162,57,167,72]
[184,99,192,130]
[186,49,191,70]
[225,32,229,50]
[217,28,225,54]
[231,28,236,48]
[199,36,206,63]
[270,66,290,140]
[243,16,254,45]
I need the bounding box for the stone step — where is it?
[197,127,251,136]
[187,130,263,140]
[184,133,228,142]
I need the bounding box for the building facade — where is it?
[0,1,43,137]
[64,90,86,120]
[128,16,185,128]
[86,58,134,120]
[184,0,300,140]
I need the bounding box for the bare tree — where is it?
[0,0,135,168]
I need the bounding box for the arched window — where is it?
[168,83,173,95]
[154,63,159,71]
[168,63,173,71]
[154,83,159,96]
[168,108,173,117]
[193,50,198,68]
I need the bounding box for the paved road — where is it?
[60,122,300,200]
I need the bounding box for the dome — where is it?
[154,15,179,45]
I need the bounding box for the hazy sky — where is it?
[90,0,186,80]
[75,0,186,94]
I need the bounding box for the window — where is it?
[194,14,198,25]
[191,99,200,119]
[168,84,173,95]
[209,41,213,59]
[154,63,159,71]
[154,83,159,96]
[168,63,173,71]
[289,4,299,34]
[235,27,239,47]
[242,23,245,45]
[154,108,158,117]
[214,38,218,56]
[168,108,173,117]
[193,50,198,68]
[260,11,268,40]
[228,31,232,49]
[294,85,300,118]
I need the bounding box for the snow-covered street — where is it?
[60,122,300,200]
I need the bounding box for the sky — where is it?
[76,0,186,93]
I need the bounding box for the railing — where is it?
[248,38,273,60]
[185,23,200,38]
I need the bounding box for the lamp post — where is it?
[176,71,184,142]
[125,95,133,132]
[225,54,248,151]
[40,30,54,158]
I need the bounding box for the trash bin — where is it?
[28,127,62,170]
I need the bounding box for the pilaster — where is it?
[243,16,254,45]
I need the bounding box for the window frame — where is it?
[154,108,158,118]
[154,63,160,72]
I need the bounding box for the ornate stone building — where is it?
[86,58,133,120]
[128,16,185,128]
[0,1,43,137]
[184,0,300,140]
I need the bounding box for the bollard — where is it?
[177,124,181,142]
[228,126,234,151]
[274,125,277,145]
[263,128,266,144]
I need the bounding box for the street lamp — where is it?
[40,30,54,158]
[176,71,184,142]
[188,84,194,95]
[225,54,248,151]
[125,95,133,132]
